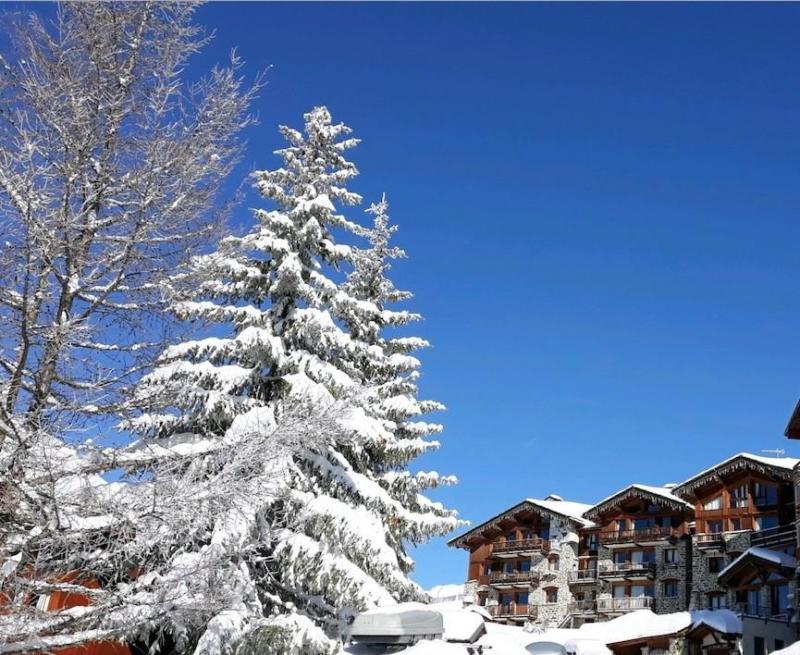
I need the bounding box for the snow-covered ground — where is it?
[344,605,744,655]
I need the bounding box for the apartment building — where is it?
[672,453,797,612]
[449,451,799,643]
[583,483,694,619]
[447,495,593,628]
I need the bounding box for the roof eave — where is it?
[786,400,800,439]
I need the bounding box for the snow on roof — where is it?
[773,641,800,655]
[427,584,465,602]
[674,452,799,497]
[717,546,798,581]
[448,497,595,547]
[585,483,692,518]
[573,609,740,645]
[523,498,595,526]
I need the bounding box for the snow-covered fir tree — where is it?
[126,107,461,654]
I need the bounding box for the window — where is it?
[771,583,790,615]
[754,637,766,655]
[708,557,724,574]
[584,533,599,551]
[517,592,529,606]
[754,515,778,531]
[663,580,678,598]
[664,548,678,564]
[546,588,558,604]
[634,517,656,531]
[708,593,726,609]
[506,532,517,543]
[617,519,628,533]
[707,520,723,534]
[548,555,560,571]
[729,518,741,532]
[754,483,778,507]
[503,561,515,574]
[614,552,626,566]
[703,495,722,511]
[730,484,748,508]
[520,559,532,572]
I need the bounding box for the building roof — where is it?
[584,483,693,520]
[717,546,797,586]
[786,400,800,439]
[672,452,799,499]
[572,609,741,646]
[447,496,594,549]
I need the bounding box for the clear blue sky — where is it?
[95,3,800,588]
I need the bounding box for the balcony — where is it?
[491,538,550,557]
[733,603,790,620]
[600,526,678,546]
[695,532,724,550]
[750,523,796,549]
[487,571,539,587]
[599,562,656,580]
[568,569,599,585]
[489,603,537,620]
[597,596,654,613]
[567,600,597,615]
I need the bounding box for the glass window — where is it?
[772,584,790,615]
[755,515,779,531]
[708,593,726,609]
[729,518,741,532]
[617,519,628,533]
[549,556,560,571]
[754,483,778,507]
[634,517,656,531]
[613,585,626,599]
[664,548,678,564]
[614,552,626,566]
[546,588,558,604]
[503,561,515,574]
[748,589,760,615]
[703,496,722,511]
[520,559,531,572]
[707,520,723,534]
[663,581,678,598]
[517,592,529,606]
[730,484,748,508]
[708,557,724,574]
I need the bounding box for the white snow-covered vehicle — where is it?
[349,604,444,648]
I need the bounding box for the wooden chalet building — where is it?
[450,450,800,647]
[447,495,593,629]
[672,453,797,614]
[582,484,694,620]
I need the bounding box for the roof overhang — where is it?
[786,399,800,440]
[447,499,587,549]
[717,548,797,587]
[584,486,692,521]
[673,455,794,500]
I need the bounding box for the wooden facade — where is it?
[450,452,799,633]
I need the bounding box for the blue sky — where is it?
[193,2,800,589]
[18,2,798,589]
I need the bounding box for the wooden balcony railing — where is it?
[597,596,653,612]
[492,538,550,555]
[696,532,724,547]
[598,562,656,578]
[599,526,677,545]
[568,569,599,583]
[489,603,536,618]
[487,571,539,585]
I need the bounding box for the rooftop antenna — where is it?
[762,448,786,457]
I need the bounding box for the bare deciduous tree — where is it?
[0,2,259,440]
